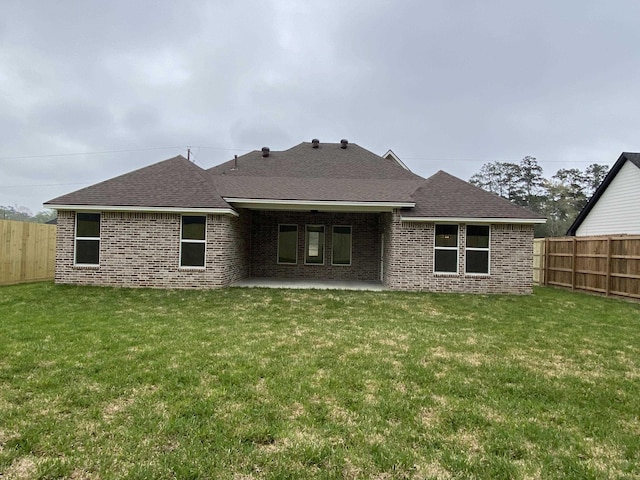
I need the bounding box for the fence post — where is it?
[606,237,612,296]
[544,237,550,286]
[571,237,577,290]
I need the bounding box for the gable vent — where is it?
[261,147,270,157]
[340,139,348,149]
[312,139,320,148]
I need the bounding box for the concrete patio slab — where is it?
[231,278,385,291]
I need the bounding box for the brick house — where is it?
[45,140,545,293]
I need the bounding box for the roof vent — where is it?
[261,147,270,157]
[340,139,348,149]
[312,139,320,148]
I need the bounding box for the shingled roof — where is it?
[209,142,420,180]
[207,142,423,203]
[405,171,546,220]
[45,156,230,210]
[45,142,545,222]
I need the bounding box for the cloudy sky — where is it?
[2,0,640,214]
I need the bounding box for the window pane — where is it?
[466,250,489,274]
[77,213,100,237]
[278,225,297,264]
[467,225,489,248]
[76,239,99,265]
[182,216,206,240]
[435,224,458,247]
[181,242,205,267]
[306,226,324,264]
[435,249,457,273]
[332,226,351,265]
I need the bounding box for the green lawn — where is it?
[0,283,639,480]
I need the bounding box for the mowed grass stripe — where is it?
[0,283,638,479]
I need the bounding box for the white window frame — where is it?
[434,224,459,274]
[465,224,491,275]
[277,224,298,265]
[304,224,325,265]
[179,215,207,269]
[74,212,101,266]
[331,225,352,266]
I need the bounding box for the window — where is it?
[434,224,458,273]
[278,224,298,264]
[75,213,100,265]
[305,225,325,264]
[466,225,490,274]
[332,225,352,265]
[181,215,206,267]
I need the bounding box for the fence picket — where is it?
[0,220,56,285]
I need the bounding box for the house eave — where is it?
[45,204,240,216]
[223,198,416,212]
[400,216,547,224]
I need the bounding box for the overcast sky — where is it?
[2,0,640,214]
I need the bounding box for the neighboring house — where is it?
[45,140,545,293]
[567,152,640,236]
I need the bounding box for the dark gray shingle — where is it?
[45,156,229,209]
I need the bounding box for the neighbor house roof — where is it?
[566,152,640,235]
[45,141,545,222]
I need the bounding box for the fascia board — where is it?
[400,216,547,224]
[45,204,240,216]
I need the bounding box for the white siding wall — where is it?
[576,161,640,236]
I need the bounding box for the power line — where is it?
[0,144,603,165]
[0,144,257,162]
[0,182,91,189]
[401,156,604,164]
[0,146,190,161]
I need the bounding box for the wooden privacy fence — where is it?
[534,236,640,300]
[533,239,545,286]
[0,219,56,285]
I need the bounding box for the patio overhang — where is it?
[223,198,415,213]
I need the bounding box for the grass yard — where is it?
[0,283,639,480]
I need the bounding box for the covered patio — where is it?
[233,208,390,285]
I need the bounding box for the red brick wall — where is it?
[383,211,534,294]
[249,211,382,281]
[54,210,249,288]
[54,209,533,293]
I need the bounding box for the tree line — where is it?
[469,157,609,237]
[0,205,56,223]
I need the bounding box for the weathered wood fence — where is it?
[0,219,56,285]
[533,236,640,300]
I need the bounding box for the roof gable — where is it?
[567,152,640,235]
[45,156,230,210]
